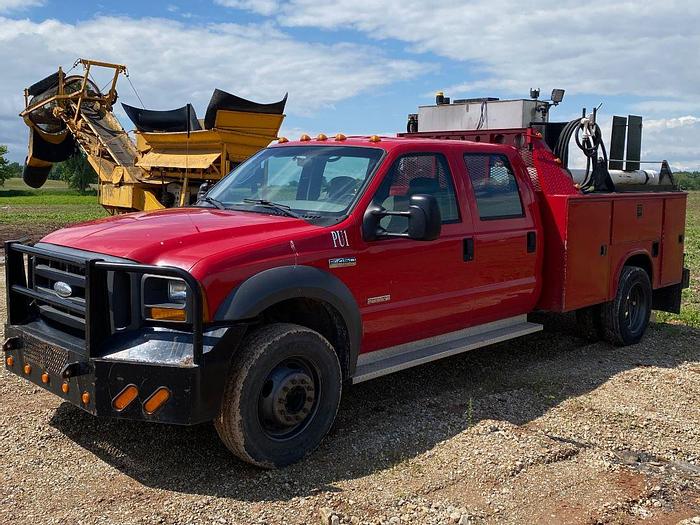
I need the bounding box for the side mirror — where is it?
[197,182,210,201]
[363,194,441,242]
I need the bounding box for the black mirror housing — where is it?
[362,193,441,242]
[407,194,441,241]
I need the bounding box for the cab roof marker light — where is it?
[334,133,347,141]
[316,133,328,141]
[277,136,289,143]
[299,134,311,142]
[369,135,381,143]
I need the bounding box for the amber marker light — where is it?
[334,133,347,141]
[5,356,14,367]
[81,392,91,405]
[299,134,311,141]
[61,382,70,394]
[23,363,31,375]
[112,384,138,411]
[148,307,186,322]
[555,157,562,165]
[277,136,289,143]
[143,387,171,415]
[41,372,50,384]
[316,133,328,141]
[369,135,382,143]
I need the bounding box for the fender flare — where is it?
[214,265,362,374]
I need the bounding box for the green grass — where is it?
[656,191,700,328]
[0,177,105,226]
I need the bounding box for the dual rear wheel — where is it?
[576,265,653,346]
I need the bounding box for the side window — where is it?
[464,153,524,220]
[373,153,460,233]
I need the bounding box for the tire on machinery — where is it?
[601,266,652,346]
[215,323,342,468]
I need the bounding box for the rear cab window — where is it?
[463,153,524,220]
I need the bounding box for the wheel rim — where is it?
[257,357,320,440]
[623,282,648,334]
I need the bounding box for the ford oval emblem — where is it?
[53,281,73,298]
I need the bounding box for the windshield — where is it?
[205,146,384,219]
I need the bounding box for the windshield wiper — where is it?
[198,196,226,210]
[242,198,302,219]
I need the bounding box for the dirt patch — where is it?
[1,265,700,524]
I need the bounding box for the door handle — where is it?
[463,238,474,261]
[527,231,536,253]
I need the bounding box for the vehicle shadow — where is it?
[48,316,700,503]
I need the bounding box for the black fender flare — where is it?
[214,265,362,375]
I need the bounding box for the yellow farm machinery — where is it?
[20,58,287,212]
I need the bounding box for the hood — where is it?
[41,207,318,269]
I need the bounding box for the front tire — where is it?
[601,266,652,346]
[215,323,342,468]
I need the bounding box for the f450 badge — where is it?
[329,257,357,269]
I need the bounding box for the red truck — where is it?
[3,97,690,468]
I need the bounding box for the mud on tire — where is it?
[215,323,342,468]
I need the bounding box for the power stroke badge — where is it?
[328,257,357,269]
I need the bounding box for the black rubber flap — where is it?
[203,89,287,129]
[122,103,202,132]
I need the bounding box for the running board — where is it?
[352,315,542,384]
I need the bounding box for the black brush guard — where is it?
[3,241,235,425]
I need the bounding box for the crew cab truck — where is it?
[4,120,690,467]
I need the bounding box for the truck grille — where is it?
[32,255,88,335]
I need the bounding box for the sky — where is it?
[1,0,699,170]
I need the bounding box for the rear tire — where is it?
[215,323,342,468]
[601,266,652,346]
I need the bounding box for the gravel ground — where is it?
[1,264,700,525]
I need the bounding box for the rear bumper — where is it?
[3,322,239,425]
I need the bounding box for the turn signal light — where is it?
[112,384,138,411]
[277,136,289,143]
[5,356,14,367]
[369,135,381,143]
[148,307,186,322]
[23,363,31,375]
[61,382,70,394]
[299,134,311,142]
[41,372,50,384]
[81,392,91,405]
[143,387,171,415]
[316,133,328,141]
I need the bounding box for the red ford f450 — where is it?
[4,100,690,467]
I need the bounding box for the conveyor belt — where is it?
[81,107,136,166]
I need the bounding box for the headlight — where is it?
[168,280,188,304]
[142,276,188,322]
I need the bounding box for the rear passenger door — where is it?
[461,151,541,323]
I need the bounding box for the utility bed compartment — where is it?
[537,192,687,312]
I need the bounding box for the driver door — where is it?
[357,150,475,352]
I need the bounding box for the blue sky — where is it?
[1,0,699,169]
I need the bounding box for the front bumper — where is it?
[3,240,242,425]
[3,322,237,425]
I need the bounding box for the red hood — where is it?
[41,207,318,270]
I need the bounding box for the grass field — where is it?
[0,178,106,239]
[0,177,698,327]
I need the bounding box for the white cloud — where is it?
[0,15,424,160]
[0,0,42,12]
[214,0,280,16]
[220,0,700,102]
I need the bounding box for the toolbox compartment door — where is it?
[564,200,612,310]
[660,195,687,286]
